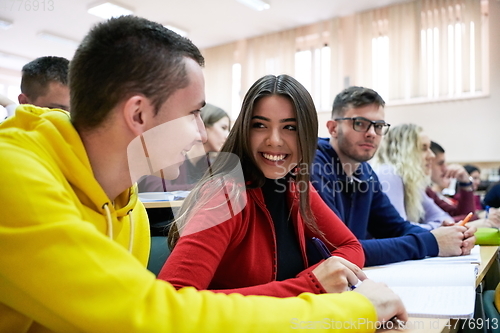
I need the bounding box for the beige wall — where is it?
[318,1,500,168]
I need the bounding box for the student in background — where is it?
[161,74,368,297]
[138,104,230,236]
[0,56,70,119]
[0,16,406,332]
[311,86,475,267]
[373,124,456,230]
[484,182,500,208]
[138,103,230,193]
[463,164,484,210]
[426,143,500,227]
[427,141,479,222]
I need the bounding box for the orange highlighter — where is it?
[458,212,474,226]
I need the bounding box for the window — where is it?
[364,0,487,102]
[295,44,331,111]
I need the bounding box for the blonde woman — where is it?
[372,123,455,230]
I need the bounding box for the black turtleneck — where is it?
[261,178,304,281]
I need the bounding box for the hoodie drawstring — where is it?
[127,210,134,253]
[102,203,134,253]
[103,203,113,239]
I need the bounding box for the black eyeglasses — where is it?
[335,117,391,135]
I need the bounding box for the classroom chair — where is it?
[147,236,171,276]
[482,288,500,333]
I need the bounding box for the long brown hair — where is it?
[168,74,321,248]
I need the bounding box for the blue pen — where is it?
[311,237,359,290]
[485,205,490,220]
[311,237,331,260]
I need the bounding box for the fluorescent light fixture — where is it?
[88,1,133,20]
[236,0,270,11]
[0,51,31,71]
[37,32,80,48]
[0,18,13,30]
[163,24,188,37]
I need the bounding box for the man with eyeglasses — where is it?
[311,86,474,266]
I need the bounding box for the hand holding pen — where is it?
[311,256,366,293]
[352,279,408,327]
[457,212,477,255]
[457,212,474,226]
[310,238,366,293]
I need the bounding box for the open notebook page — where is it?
[364,264,476,318]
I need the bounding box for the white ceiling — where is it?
[0,0,409,71]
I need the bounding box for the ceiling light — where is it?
[37,32,80,48]
[163,24,188,37]
[87,1,133,20]
[0,51,31,71]
[0,18,13,29]
[236,0,270,11]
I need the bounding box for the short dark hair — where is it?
[69,15,204,131]
[464,164,480,175]
[20,56,69,100]
[331,86,385,118]
[430,141,445,155]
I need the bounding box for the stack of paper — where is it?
[138,191,190,202]
[364,263,477,318]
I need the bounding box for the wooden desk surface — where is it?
[476,245,499,288]
[377,246,499,333]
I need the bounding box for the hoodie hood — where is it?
[0,105,148,257]
[2,105,137,215]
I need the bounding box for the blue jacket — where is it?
[311,137,439,266]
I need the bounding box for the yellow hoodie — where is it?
[0,106,377,333]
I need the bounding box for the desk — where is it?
[377,246,499,333]
[142,200,184,209]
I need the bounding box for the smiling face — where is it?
[418,132,435,176]
[143,57,207,180]
[249,95,299,179]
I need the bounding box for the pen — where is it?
[378,316,405,330]
[485,205,490,220]
[311,237,358,290]
[458,212,473,226]
[349,281,361,290]
[390,316,406,329]
[311,237,332,260]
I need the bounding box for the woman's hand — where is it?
[311,256,366,293]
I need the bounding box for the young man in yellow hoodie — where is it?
[0,15,406,333]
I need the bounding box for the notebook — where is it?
[363,263,477,318]
[138,191,190,202]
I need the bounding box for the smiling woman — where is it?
[250,95,299,179]
[159,74,368,298]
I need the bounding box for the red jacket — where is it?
[425,187,478,222]
[158,180,364,297]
